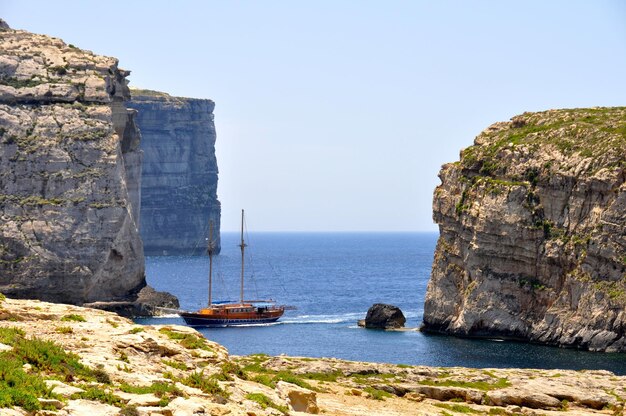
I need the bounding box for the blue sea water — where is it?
[136,232,626,375]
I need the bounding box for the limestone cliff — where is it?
[423,107,626,352]
[0,23,175,311]
[128,90,220,255]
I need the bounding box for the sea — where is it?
[136,232,626,375]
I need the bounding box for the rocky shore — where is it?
[1,297,624,416]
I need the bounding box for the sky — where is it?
[2,1,626,232]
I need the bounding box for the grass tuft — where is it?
[61,314,86,322]
[364,386,392,400]
[418,377,510,391]
[245,392,289,414]
[159,328,212,351]
[182,371,228,397]
[435,403,483,414]
[71,386,122,406]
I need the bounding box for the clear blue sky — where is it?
[3,1,625,231]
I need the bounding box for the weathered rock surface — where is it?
[1,297,625,416]
[236,354,626,416]
[0,25,175,311]
[423,107,626,351]
[128,89,220,255]
[276,380,319,413]
[359,303,406,329]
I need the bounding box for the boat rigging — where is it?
[179,209,286,327]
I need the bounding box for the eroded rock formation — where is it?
[128,89,220,255]
[423,107,626,351]
[0,24,175,311]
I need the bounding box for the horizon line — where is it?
[218,229,439,233]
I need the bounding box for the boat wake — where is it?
[144,310,421,327]
[281,312,364,325]
[151,314,181,319]
[281,310,421,325]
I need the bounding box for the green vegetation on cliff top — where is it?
[129,88,172,98]
[461,107,626,174]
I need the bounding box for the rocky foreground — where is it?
[0,298,624,416]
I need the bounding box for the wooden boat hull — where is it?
[180,312,282,327]
[179,308,284,327]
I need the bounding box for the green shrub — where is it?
[245,393,288,414]
[129,327,144,334]
[61,314,86,322]
[182,371,227,396]
[302,371,342,382]
[252,374,274,387]
[162,359,188,371]
[71,386,122,406]
[0,354,52,411]
[418,377,510,391]
[434,403,482,414]
[159,328,212,351]
[488,408,514,416]
[12,336,90,380]
[0,326,25,344]
[274,371,315,390]
[55,326,73,334]
[120,405,140,416]
[120,381,182,397]
[216,361,246,380]
[363,386,392,400]
[92,368,112,384]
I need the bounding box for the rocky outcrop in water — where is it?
[0,24,175,311]
[423,107,626,351]
[128,90,220,255]
[359,303,406,329]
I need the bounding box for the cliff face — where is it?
[128,90,220,255]
[423,107,626,352]
[0,25,147,304]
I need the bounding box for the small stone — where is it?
[404,392,424,402]
[276,380,319,414]
[38,398,64,409]
[44,380,84,398]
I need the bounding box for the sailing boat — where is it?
[179,210,285,327]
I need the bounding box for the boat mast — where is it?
[239,209,246,304]
[207,221,215,307]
